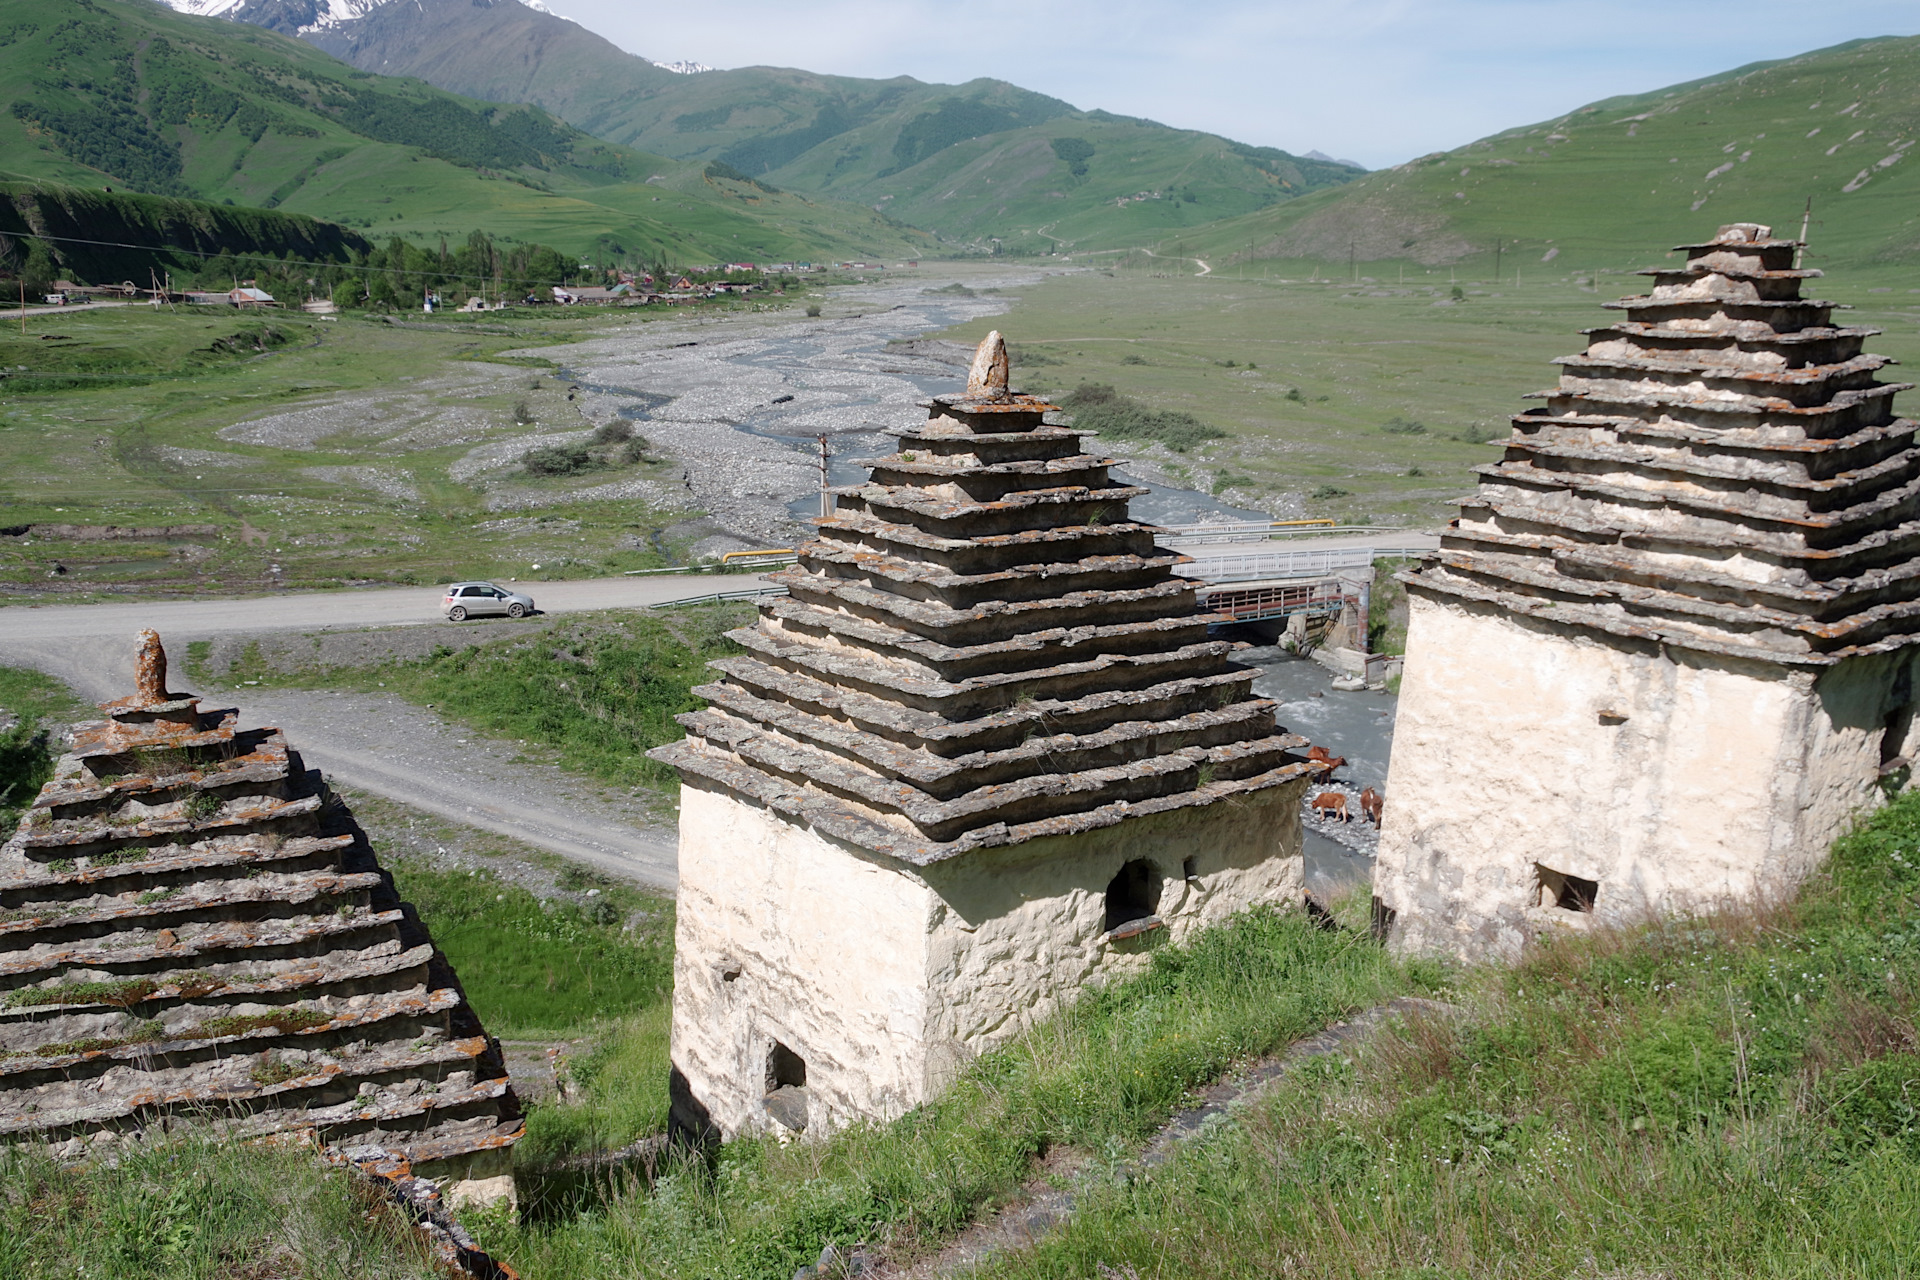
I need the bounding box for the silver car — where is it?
[441,581,535,621]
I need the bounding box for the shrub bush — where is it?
[522,442,599,477]
[1059,382,1227,453]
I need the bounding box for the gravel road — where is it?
[0,572,760,887]
[0,571,766,641]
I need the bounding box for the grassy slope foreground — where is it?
[277,0,1363,253]
[20,781,1920,1278]
[0,0,925,261]
[931,261,1920,529]
[1177,33,1920,273]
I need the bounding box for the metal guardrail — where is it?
[646,586,790,609]
[1184,546,1436,585]
[721,548,798,566]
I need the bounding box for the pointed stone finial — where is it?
[965,330,1010,400]
[1713,222,1771,244]
[134,629,168,703]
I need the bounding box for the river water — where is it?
[1239,642,1395,896]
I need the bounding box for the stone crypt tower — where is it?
[0,633,521,1205]
[1374,223,1920,959]
[652,333,1318,1140]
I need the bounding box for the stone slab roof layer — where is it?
[1420,221,1920,664]
[651,331,1319,863]
[0,633,521,1204]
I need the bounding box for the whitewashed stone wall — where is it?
[670,780,1306,1140]
[1374,595,1920,959]
[669,781,932,1140]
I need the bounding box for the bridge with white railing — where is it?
[640,528,1441,625]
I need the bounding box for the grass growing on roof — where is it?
[967,792,1920,1280]
[472,904,1412,1277]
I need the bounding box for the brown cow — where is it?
[1306,745,1347,776]
[1310,792,1349,823]
[1360,787,1383,826]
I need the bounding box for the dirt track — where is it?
[0,576,754,887]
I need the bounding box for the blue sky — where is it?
[550,0,1919,168]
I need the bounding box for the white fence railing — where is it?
[1154,522,1436,547]
[1183,547,1435,585]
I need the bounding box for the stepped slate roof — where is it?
[0,633,521,1165]
[1415,222,1920,666]
[650,332,1320,863]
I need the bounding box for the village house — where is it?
[183,286,278,308]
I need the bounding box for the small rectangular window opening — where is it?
[763,1040,810,1132]
[1181,855,1199,881]
[767,1041,806,1091]
[1535,865,1598,913]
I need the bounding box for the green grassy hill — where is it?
[1174,34,1920,272]
[0,0,926,262]
[286,0,1362,252]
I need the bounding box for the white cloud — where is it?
[551,0,1919,167]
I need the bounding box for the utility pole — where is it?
[18,278,24,335]
[818,433,831,520]
[1493,239,1502,285]
[1348,241,1356,283]
[1796,196,1813,269]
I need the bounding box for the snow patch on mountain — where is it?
[161,0,389,30]
[160,0,571,34]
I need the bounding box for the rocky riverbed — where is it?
[501,270,1267,558]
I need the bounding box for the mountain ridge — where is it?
[3,0,927,261]
[1164,33,1920,271]
[160,0,1365,251]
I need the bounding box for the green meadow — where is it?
[935,259,1920,527]
[0,303,719,599]
[21,785,1920,1279]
